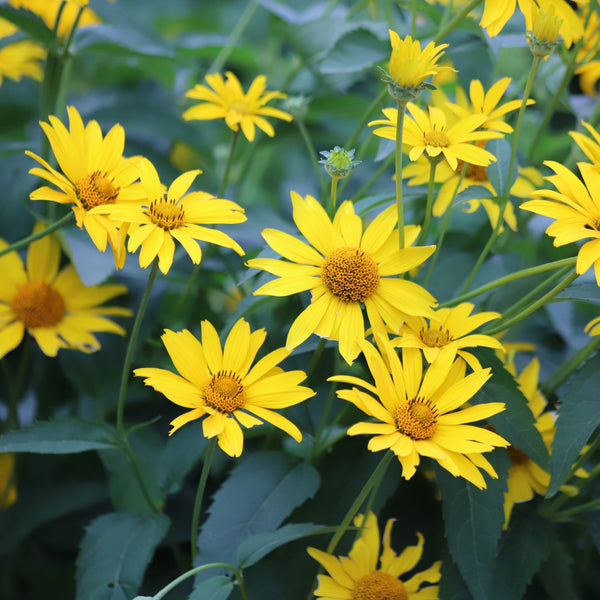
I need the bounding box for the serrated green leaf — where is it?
[537,540,577,600]
[237,522,324,569]
[76,512,169,600]
[439,552,472,600]
[547,353,600,497]
[0,5,55,45]
[0,418,120,454]
[471,349,551,471]
[486,138,512,197]
[489,512,554,600]
[436,449,510,600]
[188,575,234,600]
[320,29,387,74]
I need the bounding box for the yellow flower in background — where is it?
[392,302,503,370]
[584,315,600,336]
[528,5,564,58]
[91,158,246,275]
[369,104,500,171]
[183,71,293,142]
[0,227,131,359]
[575,7,600,96]
[26,106,145,269]
[0,453,17,509]
[570,120,600,167]
[330,336,508,488]
[520,161,600,284]
[0,18,46,86]
[307,512,441,600]
[247,194,437,365]
[8,0,100,38]
[576,61,600,96]
[134,319,315,457]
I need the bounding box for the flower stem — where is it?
[219,130,240,198]
[461,55,541,294]
[0,212,74,259]
[329,177,339,218]
[395,101,408,250]
[434,0,484,42]
[191,438,218,563]
[345,88,387,152]
[416,159,439,246]
[297,118,327,191]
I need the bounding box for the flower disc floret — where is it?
[11,281,65,328]
[353,571,407,600]
[204,371,247,413]
[394,399,438,440]
[321,247,379,303]
[76,171,119,210]
[149,198,186,230]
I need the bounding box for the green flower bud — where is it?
[319,146,360,179]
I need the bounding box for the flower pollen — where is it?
[394,399,438,440]
[76,171,119,210]
[424,130,449,147]
[204,370,246,413]
[11,281,65,328]
[321,246,379,303]
[352,571,408,600]
[149,197,185,230]
[420,326,452,348]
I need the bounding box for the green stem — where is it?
[553,498,600,521]
[434,0,484,42]
[0,212,74,259]
[417,159,439,246]
[461,55,541,294]
[60,5,85,58]
[218,130,240,198]
[52,1,67,35]
[482,269,579,336]
[395,101,408,250]
[297,119,327,190]
[147,561,248,600]
[330,177,339,218]
[411,0,417,37]
[191,438,218,562]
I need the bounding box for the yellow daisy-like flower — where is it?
[0,18,46,86]
[0,453,17,509]
[183,71,293,142]
[330,337,508,488]
[520,161,600,284]
[8,0,100,38]
[575,7,600,96]
[246,193,437,365]
[369,103,500,171]
[0,227,131,359]
[585,315,600,336]
[134,318,315,457]
[26,106,145,269]
[570,120,600,168]
[392,302,503,370]
[91,157,246,275]
[307,512,441,600]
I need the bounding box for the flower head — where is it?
[331,336,508,488]
[134,318,314,457]
[0,18,46,86]
[528,5,563,58]
[0,227,131,359]
[307,512,441,600]
[319,146,360,179]
[520,161,600,284]
[91,158,245,274]
[26,106,146,269]
[246,193,437,364]
[183,71,293,142]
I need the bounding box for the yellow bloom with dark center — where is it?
[0,227,131,359]
[0,18,46,86]
[26,106,146,269]
[392,302,503,369]
[307,512,441,600]
[369,103,500,171]
[134,318,314,457]
[246,193,437,365]
[0,453,17,509]
[183,71,293,142]
[520,161,600,284]
[91,158,246,274]
[330,336,508,488]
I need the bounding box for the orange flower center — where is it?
[204,370,246,413]
[149,198,185,230]
[352,571,407,600]
[508,445,528,466]
[424,130,449,148]
[76,171,119,210]
[394,399,438,440]
[11,281,65,328]
[420,326,452,348]
[321,247,379,303]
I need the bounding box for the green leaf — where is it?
[537,540,577,600]
[193,452,320,569]
[439,553,472,600]
[0,418,120,454]
[0,5,55,45]
[188,576,234,600]
[320,29,387,75]
[486,138,512,197]
[546,353,600,497]
[454,185,496,204]
[436,449,510,600]
[237,522,324,569]
[471,349,551,471]
[76,512,169,600]
[556,282,600,304]
[489,512,554,600]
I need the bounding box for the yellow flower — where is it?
[575,8,600,96]
[0,18,46,86]
[330,336,508,488]
[134,318,314,457]
[570,120,600,167]
[576,61,600,96]
[0,453,17,509]
[392,302,503,369]
[584,315,600,336]
[520,161,600,284]
[183,71,293,142]
[0,226,131,359]
[369,104,500,171]
[246,193,437,365]
[91,158,246,274]
[8,0,100,38]
[528,5,563,58]
[307,512,441,600]
[26,106,146,269]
